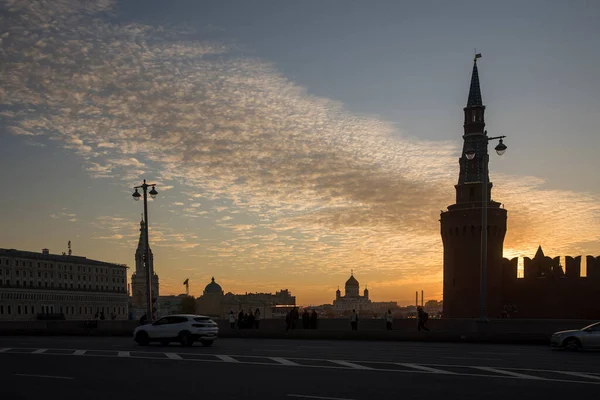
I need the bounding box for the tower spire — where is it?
[467,53,483,107]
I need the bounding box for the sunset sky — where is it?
[1,0,599,306]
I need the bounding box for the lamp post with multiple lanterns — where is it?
[464,133,507,322]
[132,180,158,322]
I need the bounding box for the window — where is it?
[17,305,21,314]
[16,261,19,267]
[16,270,19,276]
[0,305,3,314]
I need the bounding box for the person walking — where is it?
[254,308,261,329]
[310,309,318,329]
[302,309,310,329]
[417,307,430,332]
[350,309,359,331]
[237,309,245,329]
[385,309,393,331]
[228,311,236,329]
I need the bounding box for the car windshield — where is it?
[581,322,600,331]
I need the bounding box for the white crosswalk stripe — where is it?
[398,363,457,375]
[471,366,545,380]
[330,360,372,370]
[270,357,299,366]
[216,355,239,363]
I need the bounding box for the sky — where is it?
[1,0,599,306]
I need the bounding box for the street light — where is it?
[132,179,158,322]
[466,131,507,322]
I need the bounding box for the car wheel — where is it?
[179,331,193,347]
[200,340,213,347]
[564,337,581,351]
[160,340,170,346]
[135,331,149,346]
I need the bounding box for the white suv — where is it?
[133,314,219,347]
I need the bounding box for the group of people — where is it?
[229,309,261,329]
[285,307,319,332]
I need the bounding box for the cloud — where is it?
[2,1,600,301]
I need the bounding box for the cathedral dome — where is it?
[204,277,223,294]
[345,274,359,287]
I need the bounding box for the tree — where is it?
[179,295,196,314]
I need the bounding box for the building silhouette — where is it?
[440,57,600,319]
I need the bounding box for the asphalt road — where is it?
[0,336,598,400]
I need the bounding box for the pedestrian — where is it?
[228,311,236,329]
[385,309,393,331]
[285,311,292,334]
[238,309,244,329]
[417,307,430,332]
[310,309,318,329]
[139,313,147,326]
[254,308,261,329]
[350,309,359,331]
[246,311,255,329]
[302,309,310,329]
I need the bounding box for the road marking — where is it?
[216,355,239,363]
[3,347,600,386]
[557,371,600,381]
[331,360,372,370]
[471,366,545,380]
[287,395,355,400]
[270,357,299,366]
[299,346,333,349]
[443,357,501,361]
[165,353,183,360]
[32,349,47,354]
[0,348,10,353]
[398,363,457,375]
[14,374,74,380]
[73,350,86,356]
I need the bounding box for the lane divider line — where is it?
[0,348,11,353]
[287,395,355,400]
[557,371,600,381]
[14,373,74,380]
[118,351,130,357]
[32,349,47,354]
[73,350,86,356]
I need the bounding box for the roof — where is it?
[466,58,483,107]
[345,274,359,287]
[0,248,128,268]
[204,277,223,294]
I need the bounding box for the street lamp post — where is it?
[132,179,158,323]
[465,132,507,322]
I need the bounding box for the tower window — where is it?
[469,187,475,201]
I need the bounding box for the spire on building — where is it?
[534,245,545,259]
[467,53,483,107]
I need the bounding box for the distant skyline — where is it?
[1,0,599,306]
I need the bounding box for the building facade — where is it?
[440,57,600,319]
[196,277,296,318]
[130,219,160,319]
[0,248,128,320]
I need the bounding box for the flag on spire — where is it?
[183,278,189,285]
